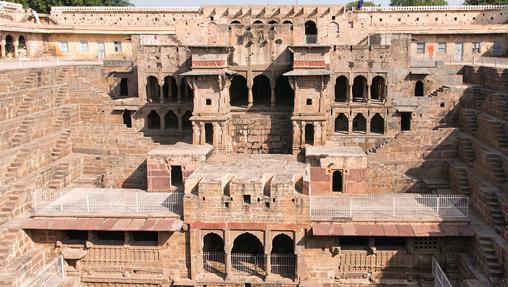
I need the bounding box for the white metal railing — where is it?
[21,255,66,287]
[305,35,318,44]
[471,56,508,68]
[32,188,183,215]
[410,54,508,69]
[231,253,266,276]
[310,194,469,220]
[432,257,453,287]
[271,253,296,276]
[203,252,226,274]
[361,5,508,12]
[51,6,201,12]
[0,56,103,70]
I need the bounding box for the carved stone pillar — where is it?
[248,86,253,107]
[178,115,183,132]
[176,82,182,104]
[225,229,232,279]
[348,119,353,134]
[13,40,18,58]
[348,81,353,103]
[314,122,322,146]
[213,122,221,147]
[301,121,306,147]
[159,111,165,130]
[292,122,300,154]
[366,116,371,135]
[192,122,200,144]
[264,230,272,280]
[270,87,276,107]
[159,78,165,103]
[200,123,206,145]
[0,40,5,58]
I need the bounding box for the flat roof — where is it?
[148,142,213,157]
[306,146,366,157]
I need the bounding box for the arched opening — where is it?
[304,20,317,44]
[371,76,385,101]
[252,74,271,106]
[231,233,265,275]
[332,170,343,192]
[328,22,339,38]
[271,234,295,277]
[335,113,348,133]
[232,233,263,253]
[305,123,314,145]
[182,111,192,130]
[18,35,26,56]
[229,75,248,107]
[282,20,293,30]
[203,233,225,275]
[231,20,241,25]
[415,80,424,97]
[335,76,348,102]
[370,113,384,134]
[5,35,14,56]
[352,114,366,133]
[164,111,178,130]
[146,76,160,102]
[268,20,278,25]
[275,76,294,107]
[205,123,213,145]
[352,76,367,102]
[146,110,161,130]
[180,78,193,103]
[122,110,132,128]
[272,234,294,253]
[203,233,224,252]
[163,76,178,102]
[253,20,263,24]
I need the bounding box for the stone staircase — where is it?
[451,164,472,195]
[460,109,478,132]
[48,162,71,191]
[482,191,506,233]
[499,100,508,122]
[0,185,28,226]
[459,136,476,165]
[55,84,69,106]
[4,149,30,182]
[486,153,507,186]
[474,236,504,285]
[426,85,450,97]
[489,121,508,148]
[18,70,39,90]
[16,95,34,116]
[366,132,401,154]
[51,129,71,160]
[8,117,35,148]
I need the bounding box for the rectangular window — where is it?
[416,42,425,54]
[96,231,124,244]
[114,41,122,52]
[120,78,128,96]
[64,230,88,243]
[437,42,447,54]
[472,42,481,54]
[80,41,89,53]
[60,41,69,53]
[132,232,158,245]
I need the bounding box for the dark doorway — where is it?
[205,123,214,144]
[335,113,348,133]
[415,81,424,97]
[335,76,348,102]
[5,35,14,55]
[352,76,367,102]
[120,78,128,96]
[370,113,384,134]
[332,170,343,192]
[122,109,132,128]
[165,111,178,130]
[253,75,271,106]
[352,114,366,133]
[203,233,224,252]
[146,110,161,130]
[272,234,294,253]
[182,111,192,130]
[305,123,314,145]
[304,21,317,44]
[230,75,248,107]
[401,112,412,131]
[371,76,385,101]
[275,76,294,107]
[171,165,183,187]
[163,76,178,101]
[146,76,160,102]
